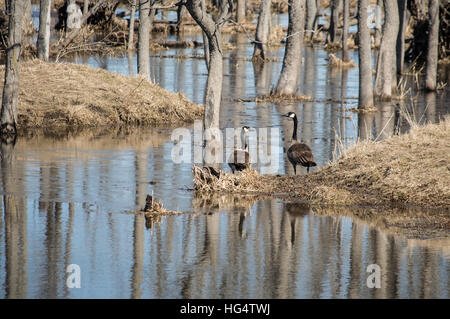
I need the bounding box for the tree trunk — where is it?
[128,0,136,51]
[396,0,409,76]
[374,0,383,47]
[329,0,341,43]
[185,0,230,130]
[252,0,271,61]
[342,0,349,61]
[83,0,89,16]
[305,0,317,40]
[374,0,399,99]
[1,0,26,138]
[237,0,246,23]
[273,0,305,95]
[37,0,51,61]
[177,4,189,30]
[138,0,156,81]
[425,0,439,91]
[358,0,374,109]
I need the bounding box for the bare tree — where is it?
[237,0,246,23]
[273,0,306,95]
[83,0,89,16]
[252,0,271,61]
[374,0,399,99]
[37,0,52,61]
[128,0,137,51]
[396,0,409,76]
[358,0,374,109]
[185,0,233,130]
[138,0,156,81]
[425,0,439,91]
[342,0,349,61]
[54,0,108,55]
[305,0,317,41]
[328,0,341,44]
[1,0,26,138]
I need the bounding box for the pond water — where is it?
[1,14,450,298]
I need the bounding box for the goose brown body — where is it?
[283,112,317,174]
[287,142,317,174]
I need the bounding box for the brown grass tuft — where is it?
[0,60,203,131]
[328,53,356,68]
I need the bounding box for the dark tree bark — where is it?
[374,0,399,99]
[425,0,439,91]
[273,0,306,95]
[342,0,349,61]
[37,0,52,61]
[396,0,409,76]
[252,0,271,61]
[128,0,136,51]
[329,0,341,43]
[358,0,374,109]
[1,0,26,138]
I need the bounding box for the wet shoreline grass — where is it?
[193,119,450,239]
[0,60,203,132]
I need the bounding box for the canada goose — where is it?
[282,112,317,175]
[228,126,250,174]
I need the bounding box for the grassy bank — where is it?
[194,118,450,210]
[0,60,203,131]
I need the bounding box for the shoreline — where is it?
[193,119,450,239]
[0,60,203,132]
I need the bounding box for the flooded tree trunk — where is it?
[37,0,52,61]
[237,0,246,23]
[128,0,136,51]
[396,0,409,76]
[185,0,231,130]
[374,0,399,99]
[328,0,341,43]
[138,0,156,81]
[273,0,305,96]
[305,0,317,41]
[1,0,26,138]
[252,0,271,61]
[358,0,374,109]
[342,0,349,62]
[425,0,439,91]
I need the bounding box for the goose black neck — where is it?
[292,115,298,141]
[242,131,248,151]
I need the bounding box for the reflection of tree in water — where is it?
[1,140,28,298]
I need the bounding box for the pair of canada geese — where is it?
[228,112,316,175]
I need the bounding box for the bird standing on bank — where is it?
[282,112,317,175]
[228,126,251,173]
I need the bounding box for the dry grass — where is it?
[0,60,203,131]
[328,53,356,68]
[193,166,267,193]
[194,118,450,209]
[131,193,183,229]
[314,206,450,240]
[255,93,313,103]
